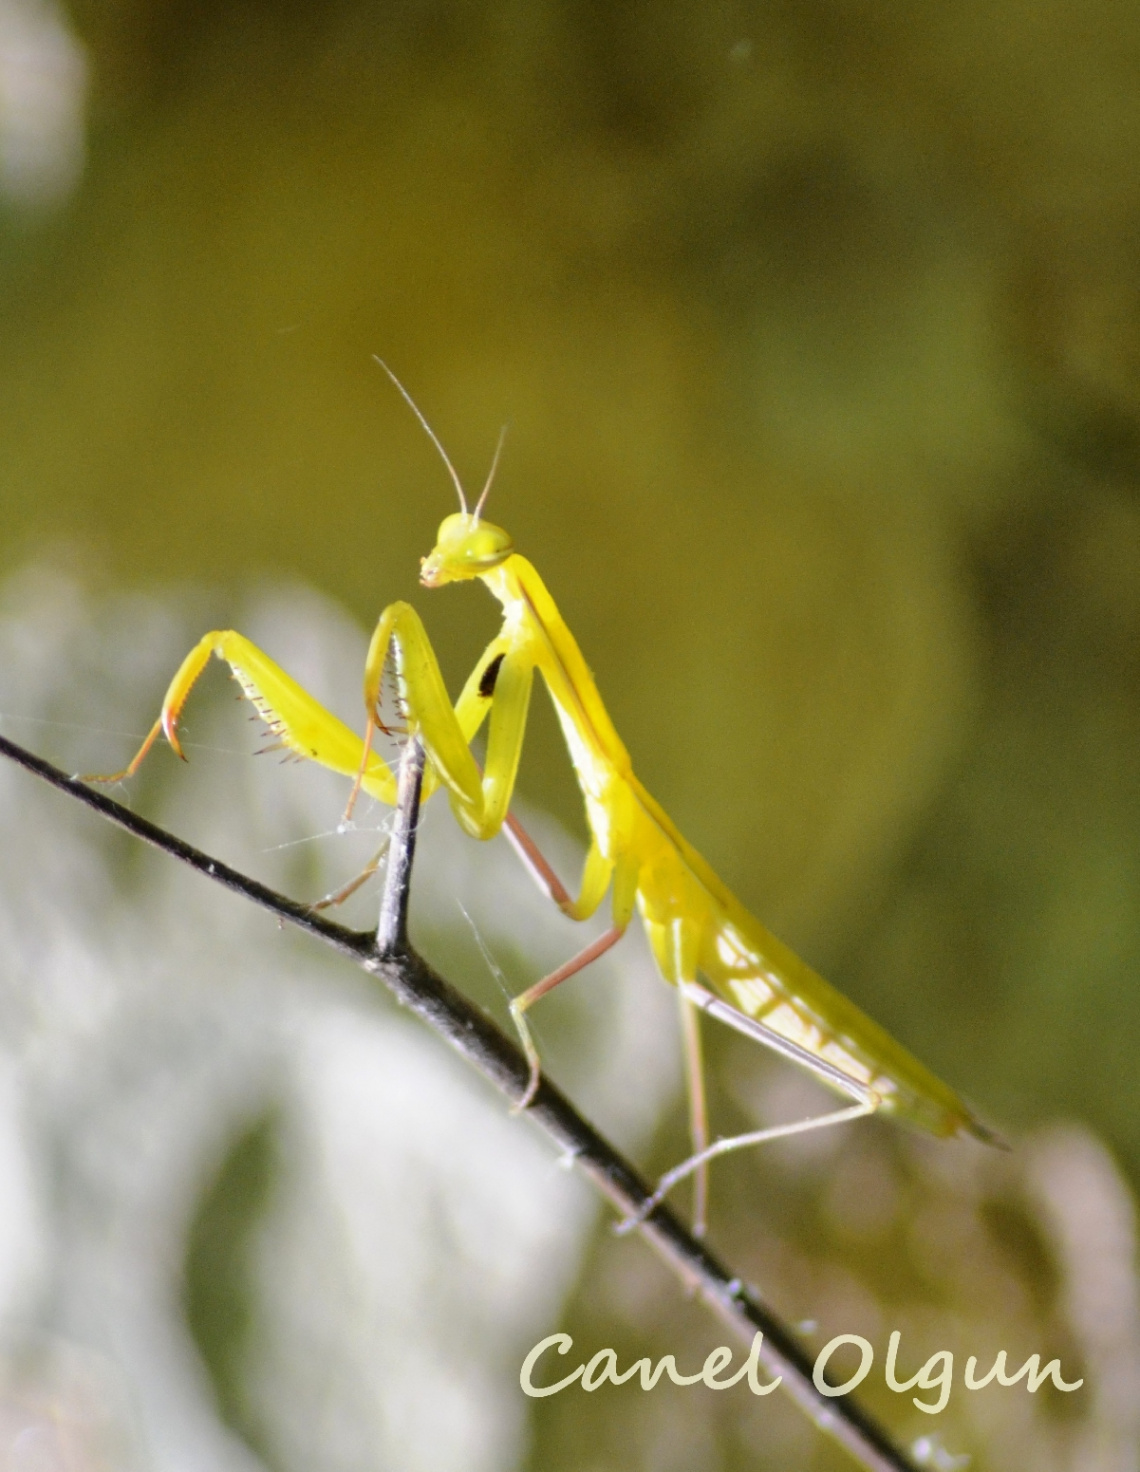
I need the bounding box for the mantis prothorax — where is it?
[87,365,995,1237]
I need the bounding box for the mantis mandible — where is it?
[88,365,994,1235]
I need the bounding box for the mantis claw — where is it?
[614,1166,683,1236]
[508,999,542,1113]
[614,1202,657,1236]
[161,711,186,760]
[342,714,376,823]
[511,1060,542,1115]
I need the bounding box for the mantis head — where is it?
[372,358,513,587]
[420,513,514,587]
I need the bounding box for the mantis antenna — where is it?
[373,356,470,514]
[473,424,509,523]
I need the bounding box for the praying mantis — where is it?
[88,366,994,1236]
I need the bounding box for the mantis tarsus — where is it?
[88,365,995,1236]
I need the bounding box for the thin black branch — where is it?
[377,733,425,953]
[0,729,921,1472]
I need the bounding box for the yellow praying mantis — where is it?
[88,365,994,1236]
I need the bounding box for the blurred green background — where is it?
[2,1,1139,1467]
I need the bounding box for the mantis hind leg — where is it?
[617,981,881,1234]
[619,1098,878,1235]
[676,986,710,1238]
[647,917,712,1236]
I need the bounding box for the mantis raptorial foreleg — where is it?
[81,630,399,802]
[347,608,648,1108]
[343,602,534,838]
[85,612,638,1115]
